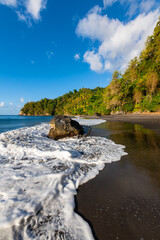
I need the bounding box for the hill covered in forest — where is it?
[20,87,105,116]
[20,18,160,116]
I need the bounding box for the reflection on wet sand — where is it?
[77,121,160,240]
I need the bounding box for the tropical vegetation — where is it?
[20,18,160,116]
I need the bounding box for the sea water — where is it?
[0,116,127,240]
[0,115,53,134]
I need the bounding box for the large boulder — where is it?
[48,115,84,140]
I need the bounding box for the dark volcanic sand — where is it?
[101,113,160,136]
[76,120,160,240]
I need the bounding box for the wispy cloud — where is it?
[76,5,160,73]
[103,0,159,17]
[103,0,117,8]
[46,50,54,59]
[140,0,156,12]
[0,0,47,23]
[0,102,5,107]
[74,53,80,61]
[9,102,13,106]
[20,97,24,103]
[0,0,16,7]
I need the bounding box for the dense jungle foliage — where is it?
[20,19,160,116]
[20,87,105,115]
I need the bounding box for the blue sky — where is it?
[0,0,160,114]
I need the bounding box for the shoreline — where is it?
[1,115,160,239]
[77,119,160,240]
[80,113,160,137]
[101,114,160,136]
[0,117,115,240]
[17,113,160,136]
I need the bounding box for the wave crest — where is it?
[0,122,126,240]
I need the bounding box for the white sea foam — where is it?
[0,119,126,240]
[73,116,106,126]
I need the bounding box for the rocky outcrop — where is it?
[48,115,84,140]
[19,111,26,116]
[110,111,125,115]
[94,112,101,117]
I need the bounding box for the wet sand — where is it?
[76,119,160,240]
[101,113,160,137]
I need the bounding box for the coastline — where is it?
[1,115,160,239]
[77,119,160,240]
[18,113,160,136]
[0,117,123,240]
[81,113,160,137]
[101,113,160,136]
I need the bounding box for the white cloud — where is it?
[0,0,47,22]
[76,8,160,73]
[0,0,16,7]
[0,102,5,107]
[104,61,112,71]
[103,0,159,17]
[83,50,103,72]
[20,97,24,103]
[103,0,117,8]
[25,0,47,20]
[140,0,155,12]
[74,53,80,61]
[9,102,13,105]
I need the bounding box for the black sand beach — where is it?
[102,113,160,137]
[77,115,160,240]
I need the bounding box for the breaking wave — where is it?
[0,119,126,240]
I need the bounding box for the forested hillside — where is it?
[104,18,160,113]
[20,88,106,116]
[20,18,160,116]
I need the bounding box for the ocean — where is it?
[0,115,126,240]
[0,115,53,134]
